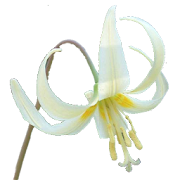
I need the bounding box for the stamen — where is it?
[107,124,115,143]
[102,101,117,161]
[129,130,143,150]
[125,115,136,133]
[120,127,131,147]
[109,141,117,160]
[110,98,128,129]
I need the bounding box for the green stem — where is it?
[13,40,97,180]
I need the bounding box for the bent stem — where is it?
[13,39,97,180]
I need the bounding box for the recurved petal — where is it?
[9,79,49,128]
[46,103,97,135]
[10,79,97,135]
[113,47,168,114]
[120,17,165,94]
[98,6,130,101]
[129,46,168,100]
[37,48,98,121]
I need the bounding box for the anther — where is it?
[129,130,143,150]
[120,127,131,147]
[109,141,117,160]
[125,115,136,133]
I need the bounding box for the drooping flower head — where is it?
[10,6,168,172]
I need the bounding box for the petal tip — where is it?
[10,78,18,88]
[106,5,117,19]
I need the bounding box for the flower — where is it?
[10,6,168,172]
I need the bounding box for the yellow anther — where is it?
[125,115,136,133]
[129,130,143,150]
[109,141,117,161]
[120,127,131,147]
[107,124,115,143]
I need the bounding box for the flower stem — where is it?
[13,40,97,179]
[48,39,99,83]
[13,102,40,180]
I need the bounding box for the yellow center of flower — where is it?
[97,98,142,172]
[99,101,106,120]
[80,104,97,121]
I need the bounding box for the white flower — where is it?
[10,6,168,172]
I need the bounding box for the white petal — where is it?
[94,106,109,138]
[10,79,96,135]
[98,6,130,100]
[37,48,98,121]
[46,105,97,135]
[113,47,168,114]
[129,46,168,100]
[121,17,165,94]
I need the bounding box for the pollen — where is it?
[114,94,134,108]
[129,130,143,150]
[80,104,97,121]
[109,141,117,160]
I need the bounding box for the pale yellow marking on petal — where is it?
[129,130,143,150]
[109,141,117,160]
[99,101,106,120]
[80,104,97,121]
[114,93,134,108]
[107,107,113,122]
[120,127,132,147]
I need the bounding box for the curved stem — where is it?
[13,39,97,180]
[47,39,98,83]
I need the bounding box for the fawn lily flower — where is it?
[10,6,168,172]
